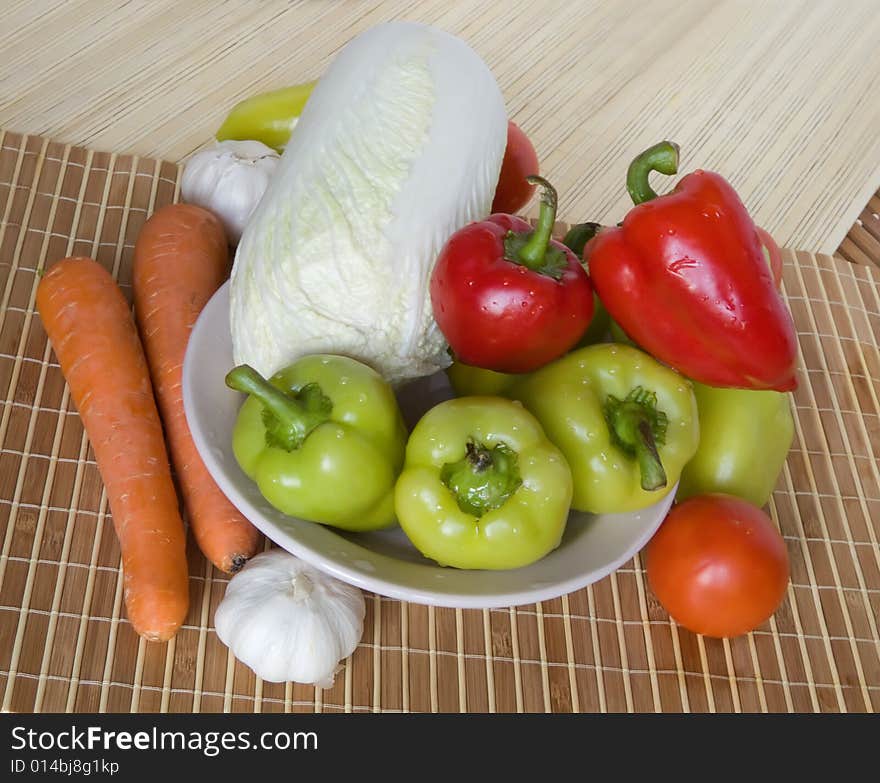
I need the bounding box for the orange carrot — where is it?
[133,204,260,573]
[36,257,189,642]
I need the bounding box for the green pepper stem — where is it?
[626,141,680,206]
[516,176,558,269]
[225,364,331,451]
[562,222,603,258]
[465,441,493,472]
[604,387,669,491]
[503,176,568,280]
[441,440,522,518]
[633,420,667,491]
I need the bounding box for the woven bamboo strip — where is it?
[631,555,662,712]
[482,609,496,712]
[400,602,409,712]
[668,620,690,713]
[191,556,213,713]
[507,606,524,713]
[426,606,437,712]
[222,646,235,713]
[343,646,353,713]
[97,562,126,712]
[128,639,146,713]
[745,633,769,713]
[722,641,743,713]
[559,596,579,712]
[765,612,796,712]
[253,674,263,715]
[312,678,321,715]
[585,585,607,712]
[608,572,634,711]
[372,594,382,713]
[160,640,175,713]
[533,603,551,713]
[695,638,717,712]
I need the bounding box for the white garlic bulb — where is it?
[214,549,365,687]
[180,139,280,244]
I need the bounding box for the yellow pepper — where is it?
[217,82,317,152]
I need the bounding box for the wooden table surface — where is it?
[2,0,880,254]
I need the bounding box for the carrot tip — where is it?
[230,554,249,574]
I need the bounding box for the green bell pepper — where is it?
[578,297,611,346]
[225,355,406,531]
[561,222,611,345]
[445,361,521,398]
[678,383,794,507]
[217,82,317,152]
[608,319,634,346]
[508,343,699,513]
[394,397,572,570]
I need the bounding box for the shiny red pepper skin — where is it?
[430,211,594,374]
[588,167,798,391]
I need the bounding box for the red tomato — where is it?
[645,494,790,638]
[491,121,540,215]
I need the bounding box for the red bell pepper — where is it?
[587,141,798,391]
[756,225,783,289]
[430,177,594,373]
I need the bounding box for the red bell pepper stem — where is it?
[502,176,569,280]
[516,175,557,269]
[626,141,680,206]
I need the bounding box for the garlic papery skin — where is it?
[214,549,365,686]
[181,140,280,244]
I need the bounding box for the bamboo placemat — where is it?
[3,0,880,255]
[0,131,878,713]
[839,189,880,270]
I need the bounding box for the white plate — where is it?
[182,282,676,608]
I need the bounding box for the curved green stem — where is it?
[226,364,332,451]
[604,387,669,491]
[631,420,667,491]
[503,176,568,280]
[517,176,557,268]
[626,141,680,206]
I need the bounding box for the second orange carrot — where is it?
[133,203,261,573]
